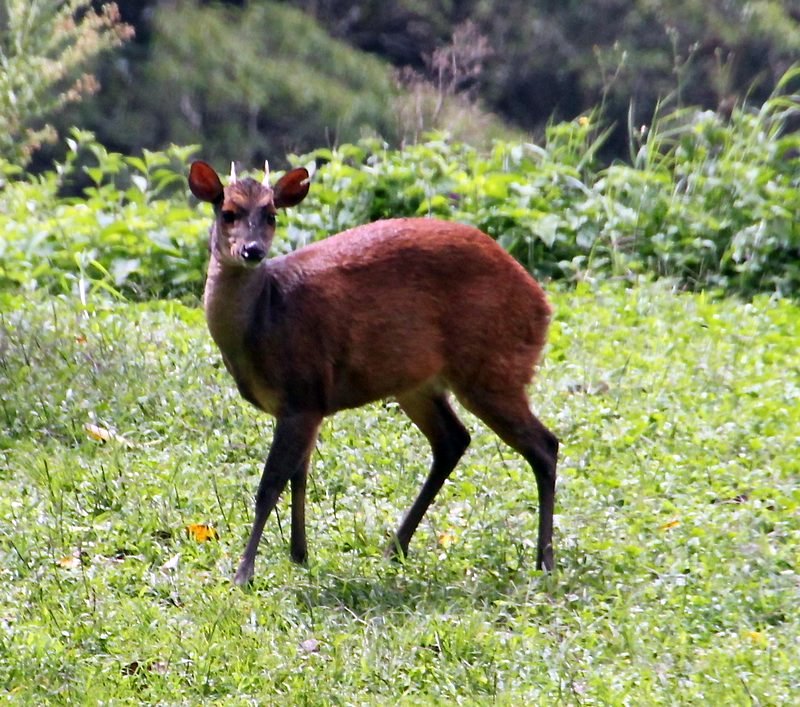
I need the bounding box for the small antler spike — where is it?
[262,160,270,186]
[229,161,237,184]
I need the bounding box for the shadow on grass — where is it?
[277,542,562,617]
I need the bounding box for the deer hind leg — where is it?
[457,387,558,571]
[386,389,471,559]
[290,462,309,565]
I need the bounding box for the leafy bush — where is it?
[0,130,205,299]
[602,99,800,295]
[299,74,799,295]
[1,72,798,300]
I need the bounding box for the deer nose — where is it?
[241,242,267,264]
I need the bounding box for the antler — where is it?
[229,162,237,184]
[262,160,270,186]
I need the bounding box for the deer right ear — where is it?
[273,167,310,209]
[189,161,224,204]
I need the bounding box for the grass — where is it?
[1,282,798,703]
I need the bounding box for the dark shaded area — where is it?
[54,0,799,167]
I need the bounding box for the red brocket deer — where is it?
[188,160,559,586]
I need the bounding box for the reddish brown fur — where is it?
[210,218,550,413]
[188,161,558,586]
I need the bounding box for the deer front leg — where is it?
[234,412,321,586]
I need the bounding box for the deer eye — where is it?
[221,210,238,224]
[261,207,276,226]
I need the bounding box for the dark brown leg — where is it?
[234,412,321,586]
[458,390,558,571]
[290,463,309,564]
[386,391,471,558]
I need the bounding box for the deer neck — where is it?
[203,256,269,356]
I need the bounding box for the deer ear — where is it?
[189,161,224,204]
[273,167,310,209]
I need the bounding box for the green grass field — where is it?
[1,282,798,704]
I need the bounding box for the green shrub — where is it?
[299,76,799,295]
[0,130,205,299]
[1,72,798,301]
[605,72,800,294]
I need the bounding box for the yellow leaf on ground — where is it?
[660,519,680,531]
[744,630,767,646]
[57,552,83,569]
[84,422,134,447]
[85,423,112,442]
[437,531,456,549]
[185,523,219,542]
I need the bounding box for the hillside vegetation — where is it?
[45,0,800,165]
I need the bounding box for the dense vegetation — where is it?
[21,0,800,167]
[3,72,798,300]
[67,2,403,167]
[290,0,800,132]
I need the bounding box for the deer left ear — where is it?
[189,161,224,204]
[273,167,310,209]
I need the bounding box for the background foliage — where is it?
[20,0,798,167]
[0,0,132,167]
[0,131,204,299]
[295,0,800,147]
[66,1,402,168]
[2,73,798,301]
